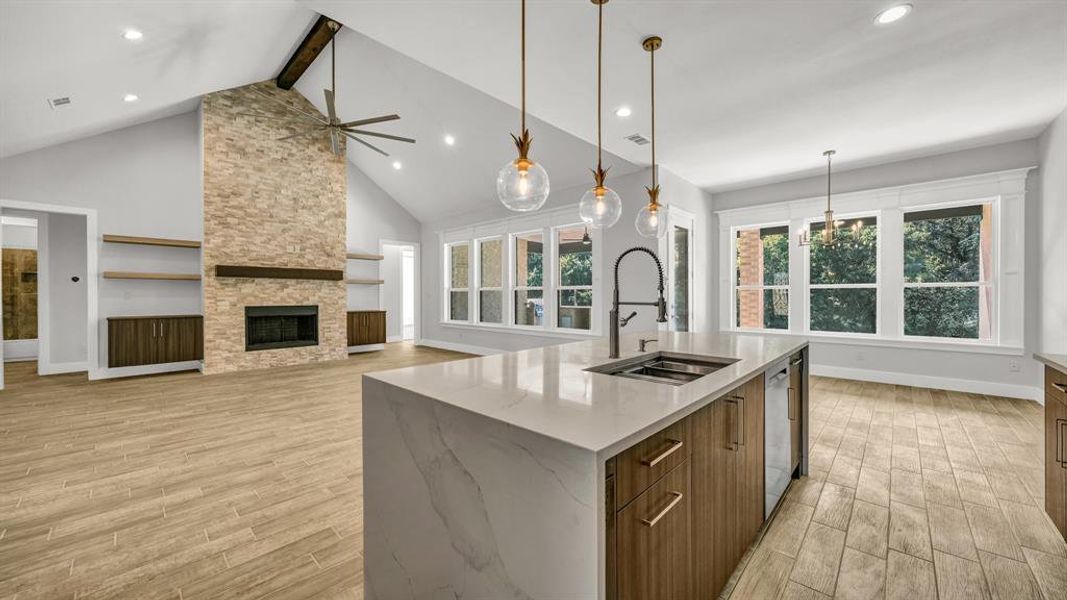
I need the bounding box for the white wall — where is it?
[2,221,38,361]
[46,213,88,366]
[712,139,1046,399]
[346,163,421,313]
[0,111,202,376]
[419,166,716,353]
[1038,108,1067,354]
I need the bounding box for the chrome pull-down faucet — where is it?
[609,247,668,358]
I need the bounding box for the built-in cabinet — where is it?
[1045,365,1067,540]
[107,315,203,368]
[347,310,386,346]
[606,363,802,600]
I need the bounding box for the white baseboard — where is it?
[39,361,88,375]
[386,336,403,343]
[92,361,202,380]
[417,338,502,356]
[811,364,1042,402]
[348,344,386,354]
[3,356,37,363]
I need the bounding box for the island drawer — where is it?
[614,417,692,508]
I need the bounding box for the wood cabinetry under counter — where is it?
[107,315,203,368]
[346,310,386,347]
[1037,355,1067,541]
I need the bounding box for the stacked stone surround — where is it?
[201,81,347,375]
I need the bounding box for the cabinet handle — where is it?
[1053,383,1067,393]
[159,320,164,338]
[152,321,157,337]
[734,395,745,447]
[1058,419,1067,468]
[641,439,683,467]
[640,491,683,528]
[724,398,740,451]
[788,388,796,421]
[790,358,803,367]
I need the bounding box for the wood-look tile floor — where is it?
[0,343,471,600]
[727,377,1067,600]
[4,353,1065,600]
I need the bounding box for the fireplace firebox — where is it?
[245,305,318,351]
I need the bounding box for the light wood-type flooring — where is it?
[725,376,1067,600]
[3,349,1065,599]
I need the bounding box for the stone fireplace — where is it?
[200,81,347,374]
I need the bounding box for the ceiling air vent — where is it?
[47,96,72,109]
[625,133,650,146]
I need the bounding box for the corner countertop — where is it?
[1035,352,1067,375]
[366,332,808,457]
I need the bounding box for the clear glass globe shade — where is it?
[578,186,622,229]
[497,159,549,212]
[635,203,669,238]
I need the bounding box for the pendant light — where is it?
[798,149,837,247]
[578,0,622,229]
[497,0,550,212]
[635,35,668,238]
[581,227,592,245]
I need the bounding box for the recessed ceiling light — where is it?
[123,93,139,103]
[122,29,143,41]
[392,161,402,170]
[615,106,632,118]
[443,134,456,146]
[875,4,912,25]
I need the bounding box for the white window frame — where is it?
[511,229,546,330]
[715,168,1030,354]
[802,211,882,338]
[554,223,595,332]
[443,241,470,323]
[899,198,999,343]
[438,205,603,338]
[729,221,791,333]
[474,236,504,324]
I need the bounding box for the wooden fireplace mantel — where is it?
[214,265,344,281]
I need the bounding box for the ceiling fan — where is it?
[243,20,415,157]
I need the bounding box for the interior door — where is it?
[664,210,694,332]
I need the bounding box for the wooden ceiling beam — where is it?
[276,15,342,90]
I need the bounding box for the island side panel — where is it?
[363,376,601,600]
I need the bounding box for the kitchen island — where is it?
[362,332,809,600]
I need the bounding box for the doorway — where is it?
[662,208,694,332]
[380,241,419,343]
[2,215,39,363]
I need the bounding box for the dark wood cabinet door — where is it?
[159,317,203,363]
[108,318,158,368]
[614,417,690,508]
[616,459,691,600]
[347,311,387,346]
[1045,367,1067,539]
[789,354,804,471]
[738,375,766,555]
[692,393,737,599]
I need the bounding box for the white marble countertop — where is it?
[366,332,808,457]
[1035,352,1067,375]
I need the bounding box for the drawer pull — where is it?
[640,491,683,528]
[790,358,803,367]
[788,388,796,421]
[641,439,683,467]
[1059,419,1067,468]
[1053,382,1067,393]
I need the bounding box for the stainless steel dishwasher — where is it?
[764,359,791,518]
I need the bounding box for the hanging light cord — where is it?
[826,153,832,212]
[521,0,526,134]
[331,33,336,98]
[650,42,656,189]
[596,0,603,171]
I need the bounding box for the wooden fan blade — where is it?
[324,89,338,123]
[338,114,400,128]
[342,132,389,156]
[342,129,416,144]
[250,88,328,124]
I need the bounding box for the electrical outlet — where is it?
[1009,359,1020,373]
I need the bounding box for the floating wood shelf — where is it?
[346,252,384,261]
[103,271,201,281]
[103,234,201,249]
[345,278,384,285]
[215,265,344,281]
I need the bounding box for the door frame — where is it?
[660,207,695,332]
[0,199,99,389]
[378,239,421,344]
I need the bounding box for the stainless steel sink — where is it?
[586,352,739,386]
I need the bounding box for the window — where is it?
[513,231,544,326]
[477,238,503,323]
[446,242,469,321]
[808,216,878,334]
[557,225,593,330]
[734,225,789,330]
[903,204,992,339]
